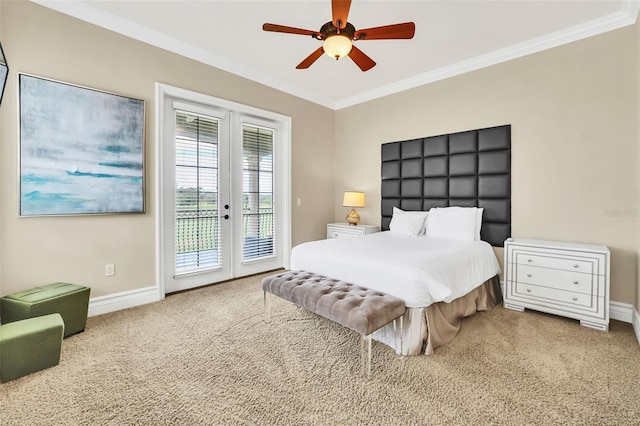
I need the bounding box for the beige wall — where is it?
[637,20,640,313]
[1,1,638,311]
[335,24,640,306]
[0,1,335,298]
[0,2,3,286]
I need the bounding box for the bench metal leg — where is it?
[392,315,404,355]
[367,334,372,378]
[263,291,272,323]
[361,334,372,379]
[393,318,398,354]
[360,334,365,376]
[400,315,404,355]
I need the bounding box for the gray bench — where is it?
[262,270,406,377]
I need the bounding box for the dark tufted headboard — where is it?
[381,124,511,246]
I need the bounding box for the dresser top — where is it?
[505,237,609,253]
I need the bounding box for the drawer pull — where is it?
[572,297,578,301]
[573,280,579,285]
[573,264,579,268]
[527,259,532,263]
[526,288,532,293]
[527,273,532,278]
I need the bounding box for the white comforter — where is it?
[290,231,501,308]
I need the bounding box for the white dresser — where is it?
[504,238,610,331]
[327,223,379,239]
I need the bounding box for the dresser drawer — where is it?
[506,280,606,319]
[513,251,594,274]
[513,282,592,308]
[514,264,595,295]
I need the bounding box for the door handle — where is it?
[224,214,229,220]
[224,204,229,210]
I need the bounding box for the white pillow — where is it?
[425,207,479,242]
[475,208,484,241]
[389,207,428,237]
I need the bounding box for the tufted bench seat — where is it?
[262,270,406,377]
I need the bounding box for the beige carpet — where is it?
[1,272,639,425]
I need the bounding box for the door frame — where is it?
[154,83,291,300]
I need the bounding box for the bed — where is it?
[292,209,502,355]
[292,124,511,355]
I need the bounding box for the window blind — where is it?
[174,111,220,274]
[242,124,275,261]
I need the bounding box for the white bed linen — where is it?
[290,231,501,308]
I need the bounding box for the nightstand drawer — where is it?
[329,229,361,239]
[326,223,379,239]
[513,252,594,274]
[514,264,595,295]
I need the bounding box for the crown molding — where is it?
[29,0,337,109]
[30,0,640,111]
[335,1,640,109]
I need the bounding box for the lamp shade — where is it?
[323,35,352,60]
[343,191,365,208]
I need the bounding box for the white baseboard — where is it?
[90,281,638,327]
[633,308,640,346]
[610,301,634,323]
[86,281,640,347]
[88,286,160,317]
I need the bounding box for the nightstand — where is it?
[327,223,380,239]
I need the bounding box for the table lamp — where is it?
[343,191,365,226]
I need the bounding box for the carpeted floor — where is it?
[1,272,639,425]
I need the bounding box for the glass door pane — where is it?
[175,111,220,274]
[242,124,274,261]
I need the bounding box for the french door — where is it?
[158,84,290,294]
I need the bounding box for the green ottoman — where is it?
[1,283,90,338]
[0,313,65,382]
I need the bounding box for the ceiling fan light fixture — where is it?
[263,0,415,71]
[323,34,352,60]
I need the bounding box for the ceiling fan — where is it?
[263,0,415,72]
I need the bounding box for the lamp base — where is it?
[346,209,360,226]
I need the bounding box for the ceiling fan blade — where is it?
[348,45,376,72]
[263,23,320,37]
[332,0,351,29]
[354,22,416,40]
[296,47,325,69]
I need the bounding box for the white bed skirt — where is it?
[373,307,427,355]
[372,276,501,355]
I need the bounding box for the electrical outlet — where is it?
[105,264,115,277]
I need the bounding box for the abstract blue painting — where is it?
[19,74,145,216]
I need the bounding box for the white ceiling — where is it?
[32,1,639,110]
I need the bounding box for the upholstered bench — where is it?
[262,270,406,377]
[0,313,65,382]
[1,283,90,338]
